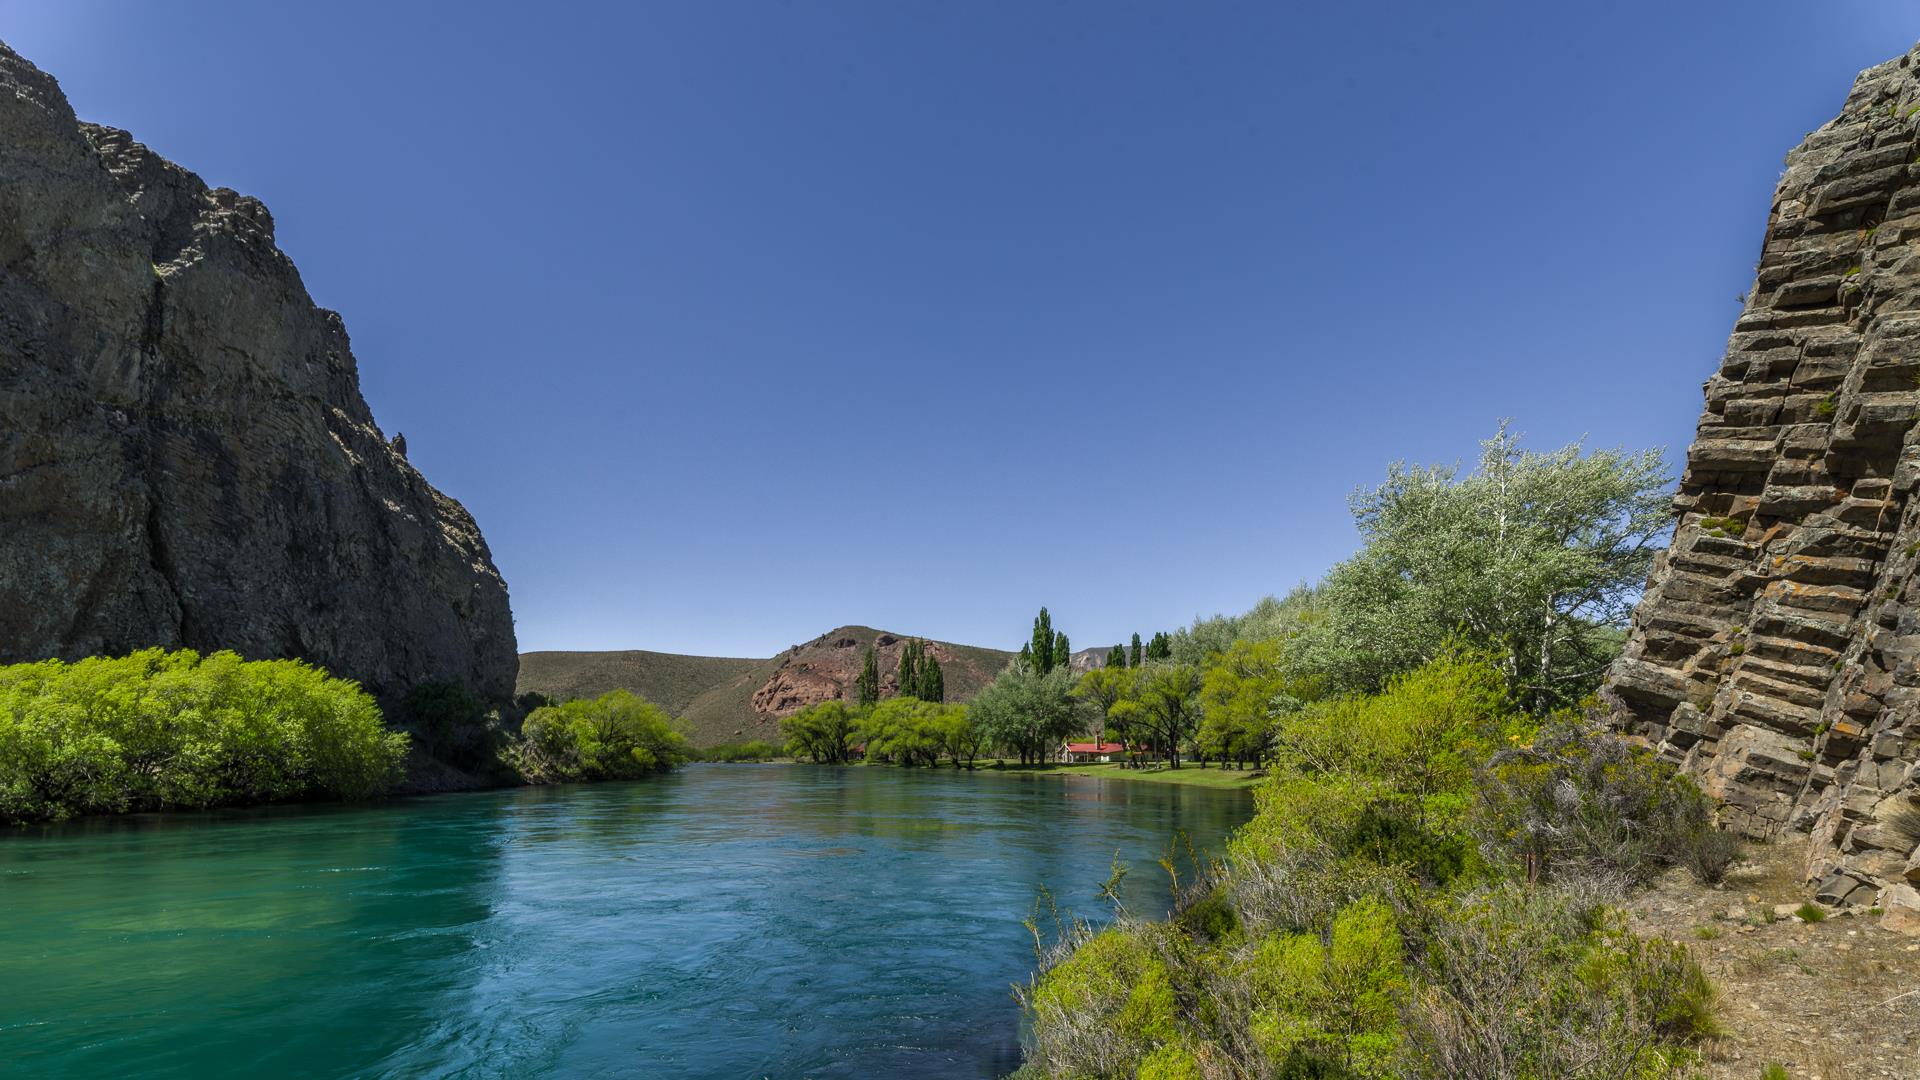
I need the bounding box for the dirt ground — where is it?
[1624,845,1920,1079]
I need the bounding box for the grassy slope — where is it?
[516,649,759,718]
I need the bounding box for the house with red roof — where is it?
[1057,740,1126,764]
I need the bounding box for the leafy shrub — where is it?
[510,690,690,783]
[1476,718,1735,884]
[1398,884,1713,1078]
[1238,896,1405,1078]
[1019,658,1724,1080]
[0,649,406,822]
[1023,923,1186,1077]
[700,739,778,762]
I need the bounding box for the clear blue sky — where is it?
[8,3,1919,658]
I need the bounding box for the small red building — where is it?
[1058,740,1126,764]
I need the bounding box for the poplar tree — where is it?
[1054,631,1071,671]
[1129,633,1143,668]
[1030,607,1056,674]
[921,655,945,703]
[856,646,880,707]
[897,639,922,699]
[1106,645,1128,669]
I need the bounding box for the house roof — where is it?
[1063,741,1126,754]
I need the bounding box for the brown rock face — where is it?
[0,43,516,703]
[747,627,1006,721]
[1603,44,1920,927]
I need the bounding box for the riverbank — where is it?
[981,761,1265,791]
[730,759,1267,791]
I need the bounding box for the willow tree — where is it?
[1295,423,1669,711]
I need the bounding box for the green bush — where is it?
[1020,656,1726,1079]
[510,690,690,783]
[1475,718,1735,884]
[0,649,406,822]
[700,739,779,762]
[1399,884,1713,1078]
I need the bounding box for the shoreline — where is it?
[725,758,1266,792]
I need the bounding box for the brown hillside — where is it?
[518,625,1019,747]
[516,649,759,718]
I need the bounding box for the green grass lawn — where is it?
[715,758,1266,791]
[983,760,1266,790]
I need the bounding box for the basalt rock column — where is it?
[1604,43,1920,931]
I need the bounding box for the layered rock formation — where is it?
[1604,44,1920,930]
[0,43,517,703]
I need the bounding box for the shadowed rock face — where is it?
[0,42,516,704]
[1603,43,1920,931]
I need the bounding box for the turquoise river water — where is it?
[0,764,1252,1078]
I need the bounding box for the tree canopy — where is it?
[1293,424,1667,709]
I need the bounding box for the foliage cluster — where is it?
[509,690,691,783]
[896,638,946,703]
[859,697,989,768]
[698,739,779,762]
[0,649,406,822]
[1019,654,1727,1079]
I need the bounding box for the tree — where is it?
[1170,587,1324,665]
[856,646,881,708]
[1144,632,1173,661]
[1030,607,1058,674]
[516,690,690,782]
[934,704,989,769]
[1111,662,1202,768]
[782,700,860,764]
[898,639,921,699]
[1130,633,1143,668]
[921,655,945,703]
[970,663,1085,765]
[1293,423,1669,710]
[1055,631,1071,671]
[860,697,945,767]
[1106,645,1128,670]
[1196,639,1309,769]
[1071,665,1136,750]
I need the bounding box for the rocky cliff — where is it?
[1603,43,1920,931]
[0,43,517,704]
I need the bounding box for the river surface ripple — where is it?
[0,764,1252,1079]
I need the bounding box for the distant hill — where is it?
[519,625,1096,748]
[516,649,760,719]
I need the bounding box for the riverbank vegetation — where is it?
[507,689,690,783]
[1017,653,1728,1078]
[1004,428,1740,1077]
[0,649,407,823]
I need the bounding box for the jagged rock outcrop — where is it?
[0,43,517,704]
[1603,43,1920,931]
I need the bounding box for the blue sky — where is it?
[8,2,1920,658]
